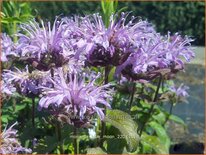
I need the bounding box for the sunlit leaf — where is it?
[148,121,170,150]
[169,114,186,126]
[105,109,139,152]
[87,147,107,154]
[141,132,169,154]
[152,111,166,125]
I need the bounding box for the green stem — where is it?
[50,68,54,78]
[129,82,136,112]
[56,121,63,154]
[50,68,63,153]
[13,21,18,42]
[99,66,110,147]
[31,97,35,150]
[138,75,162,136]
[32,97,35,127]
[73,127,79,154]
[163,102,174,126]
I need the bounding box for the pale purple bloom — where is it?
[17,18,74,70]
[116,32,195,81]
[70,13,154,66]
[38,68,113,127]
[0,122,32,154]
[1,80,16,100]
[169,83,189,99]
[1,33,19,62]
[3,66,51,97]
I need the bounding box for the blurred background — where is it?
[2,1,204,45]
[1,1,205,154]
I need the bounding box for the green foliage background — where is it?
[29,1,205,46]
[1,1,203,154]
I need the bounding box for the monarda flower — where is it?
[2,66,51,97]
[1,33,19,62]
[169,83,189,103]
[1,80,16,100]
[16,18,74,71]
[0,122,32,154]
[38,69,113,127]
[160,83,189,103]
[116,33,195,82]
[74,13,154,67]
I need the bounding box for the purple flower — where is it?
[169,83,189,100]
[1,80,16,100]
[1,33,19,62]
[38,68,113,127]
[71,13,154,66]
[116,32,195,81]
[3,66,51,97]
[17,18,74,70]
[0,122,32,154]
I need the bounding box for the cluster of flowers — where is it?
[1,13,194,152]
[0,122,32,154]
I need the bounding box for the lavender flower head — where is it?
[169,83,189,103]
[17,18,74,71]
[116,32,195,81]
[1,33,19,62]
[3,66,51,97]
[1,80,16,100]
[0,122,32,154]
[74,13,154,66]
[38,69,113,127]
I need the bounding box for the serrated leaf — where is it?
[87,147,107,154]
[141,132,169,154]
[105,109,139,152]
[148,121,170,150]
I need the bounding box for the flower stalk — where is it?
[50,68,63,153]
[73,127,79,154]
[138,75,162,136]
[129,82,136,112]
[99,66,110,147]
[56,121,63,153]
[32,97,35,127]
[163,102,174,126]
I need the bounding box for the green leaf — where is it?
[105,109,139,152]
[169,114,186,126]
[33,136,58,153]
[101,0,118,27]
[87,147,107,154]
[1,114,9,123]
[148,121,170,150]
[15,103,27,111]
[1,17,21,23]
[152,112,166,124]
[141,132,169,154]
[108,66,115,82]
[139,141,153,154]
[101,1,106,14]
[131,105,141,112]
